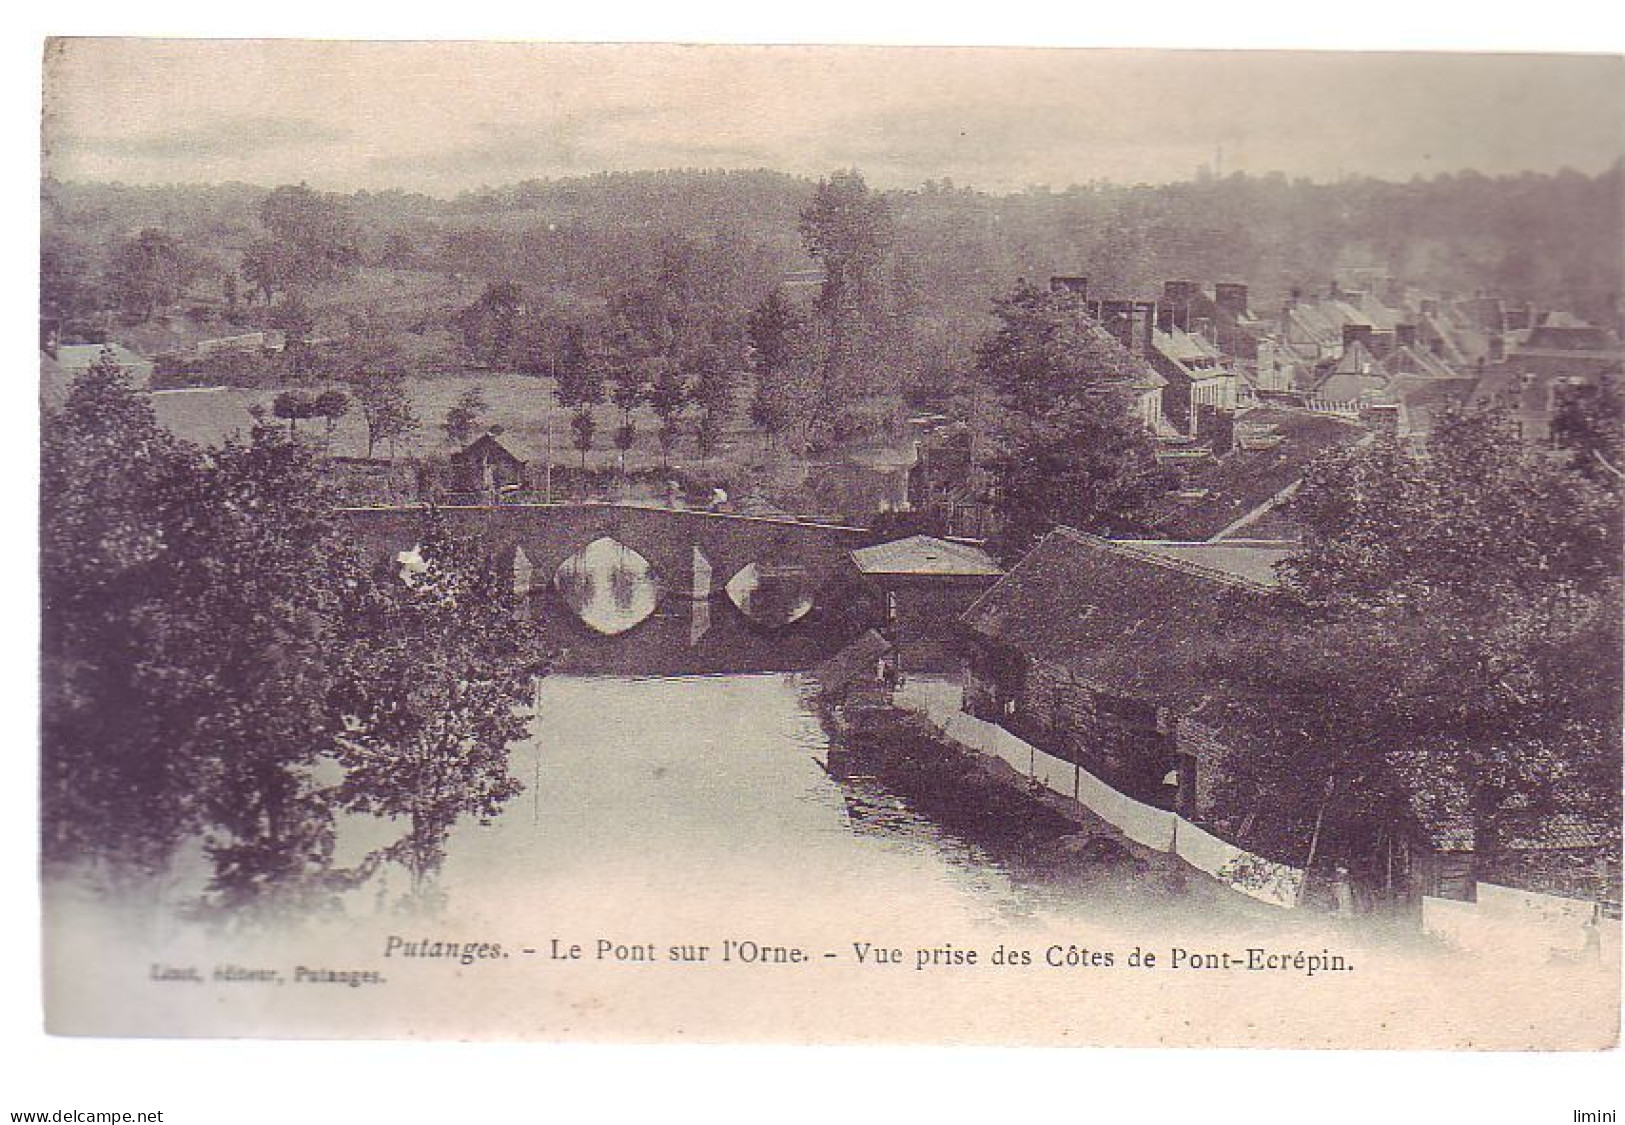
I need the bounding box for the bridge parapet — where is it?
[332,502,872,596]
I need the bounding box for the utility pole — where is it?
[1297,775,1336,907]
[544,411,554,503]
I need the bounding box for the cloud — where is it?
[79,115,352,162]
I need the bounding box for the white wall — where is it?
[1424,883,1620,963]
[894,679,1303,907]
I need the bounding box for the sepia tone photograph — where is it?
[33,36,1625,1058]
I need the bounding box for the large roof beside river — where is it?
[960,527,1299,703]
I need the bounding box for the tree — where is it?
[268,293,316,343]
[328,512,531,904]
[746,287,811,449]
[442,385,489,448]
[1551,375,1625,482]
[1222,404,1623,890]
[41,356,535,922]
[41,232,99,332]
[42,354,361,916]
[746,286,802,374]
[689,344,734,465]
[975,281,1172,558]
[554,326,606,474]
[272,390,322,435]
[42,353,208,877]
[648,363,691,470]
[354,371,419,459]
[569,407,597,473]
[311,390,352,448]
[459,282,524,368]
[240,238,298,306]
[974,280,1151,415]
[610,364,649,477]
[800,169,893,368]
[105,229,192,321]
[258,183,361,287]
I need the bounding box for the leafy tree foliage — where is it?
[553,325,607,410]
[610,364,649,475]
[689,344,735,463]
[273,390,333,434]
[258,183,362,285]
[459,281,525,368]
[42,356,357,916]
[240,239,298,306]
[105,228,193,321]
[311,390,352,445]
[328,513,531,903]
[648,364,690,468]
[569,406,597,472]
[442,385,489,447]
[799,170,903,440]
[44,358,539,918]
[975,280,1172,558]
[746,286,815,448]
[354,370,419,459]
[1550,375,1625,482]
[1220,404,1623,885]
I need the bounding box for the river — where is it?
[49,671,1607,1047]
[339,672,1291,938]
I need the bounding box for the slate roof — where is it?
[1380,345,1458,381]
[450,432,528,465]
[1110,539,1296,588]
[1146,407,1366,540]
[1081,320,1168,392]
[1153,327,1224,366]
[1311,340,1390,402]
[1502,812,1610,852]
[960,527,1295,703]
[850,535,1003,577]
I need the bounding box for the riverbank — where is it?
[821,695,1289,923]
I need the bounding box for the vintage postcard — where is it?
[37,38,1624,1048]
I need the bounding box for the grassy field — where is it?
[148,371,764,476]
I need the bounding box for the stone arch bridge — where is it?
[333,502,875,599]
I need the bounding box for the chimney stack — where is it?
[1214,283,1249,319]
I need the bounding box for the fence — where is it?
[895,678,1303,907]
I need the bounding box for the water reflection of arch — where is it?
[552,536,661,636]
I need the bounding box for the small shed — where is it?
[845,535,1002,672]
[448,432,528,496]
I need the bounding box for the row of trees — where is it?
[46,165,1625,401]
[442,169,914,474]
[42,355,533,921]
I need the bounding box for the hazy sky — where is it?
[42,39,1625,195]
